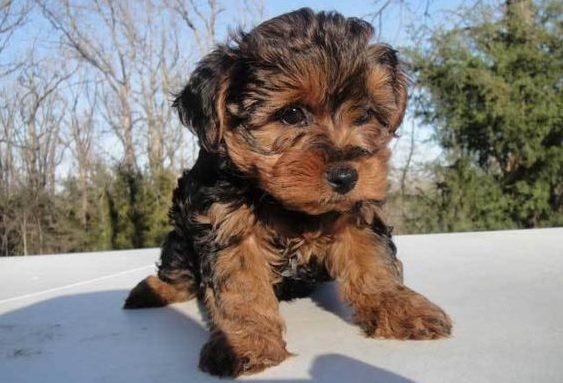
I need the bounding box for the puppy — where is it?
[124,8,452,377]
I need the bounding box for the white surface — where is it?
[0,229,562,383]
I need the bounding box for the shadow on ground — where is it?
[0,290,417,383]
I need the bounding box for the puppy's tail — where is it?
[123,275,196,309]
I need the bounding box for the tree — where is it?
[0,0,265,255]
[0,0,33,77]
[406,0,562,231]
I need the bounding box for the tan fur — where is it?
[124,276,195,309]
[200,234,290,376]
[124,9,451,378]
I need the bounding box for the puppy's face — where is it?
[175,9,407,215]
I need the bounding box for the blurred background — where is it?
[0,0,560,256]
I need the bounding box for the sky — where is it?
[264,0,399,42]
[2,0,476,176]
[264,0,469,47]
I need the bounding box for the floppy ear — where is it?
[368,44,409,132]
[173,47,234,153]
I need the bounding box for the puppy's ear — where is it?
[173,47,233,153]
[369,44,409,132]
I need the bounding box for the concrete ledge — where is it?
[1,229,561,382]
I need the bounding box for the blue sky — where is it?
[265,0,376,18]
[3,0,474,173]
[263,0,469,47]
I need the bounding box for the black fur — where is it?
[157,148,396,301]
[159,8,401,301]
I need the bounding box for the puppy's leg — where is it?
[199,235,290,377]
[326,227,452,340]
[124,231,197,309]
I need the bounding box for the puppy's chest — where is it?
[267,233,333,282]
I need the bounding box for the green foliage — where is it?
[106,166,176,250]
[0,184,90,256]
[0,163,177,256]
[59,165,114,252]
[405,0,562,231]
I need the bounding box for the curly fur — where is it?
[124,8,451,378]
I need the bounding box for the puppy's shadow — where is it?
[308,282,355,324]
[305,353,418,383]
[0,289,419,383]
[0,290,209,382]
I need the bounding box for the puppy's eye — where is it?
[354,109,375,125]
[278,106,308,126]
[354,109,389,128]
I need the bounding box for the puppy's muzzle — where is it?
[326,164,358,194]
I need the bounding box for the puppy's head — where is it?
[174,8,407,215]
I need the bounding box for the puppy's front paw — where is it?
[357,287,452,340]
[199,331,290,377]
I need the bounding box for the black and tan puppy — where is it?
[124,8,452,377]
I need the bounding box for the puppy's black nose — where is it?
[326,165,358,194]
